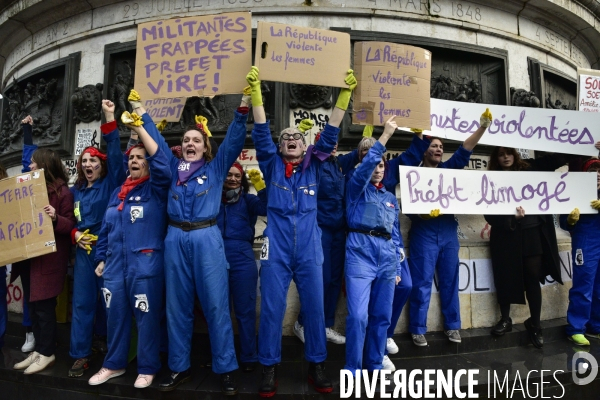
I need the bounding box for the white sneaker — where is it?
[88,367,126,385]
[23,354,55,375]
[14,351,39,370]
[21,332,35,353]
[325,328,346,344]
[386,338,399,354]
[382,355,396,371]
[293,321,305,343]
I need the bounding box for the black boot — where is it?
[308,362,333,394]
[158,369,191,391]
[221,372,238,396]
[491,317,513,336]
[524,318,543,348]
[259,365,277,398]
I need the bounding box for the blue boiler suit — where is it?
[560,195,600,336]
[69,123,125,360]
[344,141,403,372]
[381,135,430,344]
[217,190,268,364]
[298,150,358,329]
[252,120,337,366]
[143,111,247,374]
[94,145,171,373]
[407,146,472,335]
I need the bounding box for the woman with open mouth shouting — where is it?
[126,83,251,395]
[67,100,126,379]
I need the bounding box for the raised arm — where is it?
[21,116,36,172]
[247,67,266,125]
[463,108,492,151]
[346,140,386,204]
[100,100,127,187]
[328,69,357,128]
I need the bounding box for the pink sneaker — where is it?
[88,367,126,385]
[134,374,154,388]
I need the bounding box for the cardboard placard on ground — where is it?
[577,67,600,113]
[0,170,56,266]
[254,22,350,88]
[428,98,600,156]
[399,166,598,215]
[143,97,186,122]
[134,12,252,99]
[352,41,431,130]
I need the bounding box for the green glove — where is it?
[298,119,314,133]
[248,169,266,191]
[567,208,580,225]
[362,125,374,137]
[128,89,143,109]
[335,69,357,111]
[246,66,263,107]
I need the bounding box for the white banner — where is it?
[577,67,600,113]
[427,98,600,156]
[399,166,598,215]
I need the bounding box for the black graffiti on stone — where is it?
[293,110,330,130]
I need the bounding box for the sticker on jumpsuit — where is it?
[74,201,81,222]
[130,206,143,223]
[135,294,149,312]
[260,237,269,260]
[102,288,112,308]
[576,249,584,265]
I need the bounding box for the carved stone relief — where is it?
[289,84,332,109]
[510,88,541,107]
[71,83,103,123]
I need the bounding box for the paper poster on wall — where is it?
[0,170,56,266]
[254,22,350,87]
[399,166,598,215]
[352,41,431,130]
[134,12,252,99]
[577,67,600,113]
[428,98,600,156]
[143,97,186,122]
[74,128,99,156]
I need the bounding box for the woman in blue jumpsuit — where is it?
[68,101,126,377]
[216,162,267,372]
[408,109,491,347]
[344,116,403,373]
[89,107,170,388]
[561,158,600,345]
[127,86,249,395]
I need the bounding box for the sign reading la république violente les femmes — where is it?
[399,166,598,215]
[427,99,600,157]
[352,41,432,131]
[134,12,252,100]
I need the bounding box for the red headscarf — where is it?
[82,146,107,161]
[231,162,244,176]
[583,158,600,172]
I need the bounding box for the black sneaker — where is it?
[92,335,108,354]
[259,365,277,397]
[158,369,191,392]
[524,318,543,349]
[308,362,333,394]
[491,318,513,336]
[68,357,90,377]
[221,373,238,396]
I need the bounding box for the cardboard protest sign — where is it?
[577,67,600,113]
[254,22,350,88]
[353,42,431,130]
[428,98,600,156]
[134,12,252,99]
[0,170,56,266]
[399,166,598,215]
[143,97,185,122]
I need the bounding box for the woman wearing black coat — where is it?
[484,147,566,348]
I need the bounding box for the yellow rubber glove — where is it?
[567,208,580,225]
[242,85,252,106]
[121,111,143,127]
[410,128,423,134]
[246,66,263,107]
[195,115,212,137]
[156,119,168,132]
[247,169,266,192]
[128,89,143,109]
[335,69,357,111]
[420,209,441,220]
[480,108,492,128]
[362,125,374,137]
[591,199,600,210]
[75,229,89,243]
[297,119,314,133]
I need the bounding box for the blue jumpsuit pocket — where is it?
[297,183,317,213]
[133,250,163,279]
[268,183,291,213]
